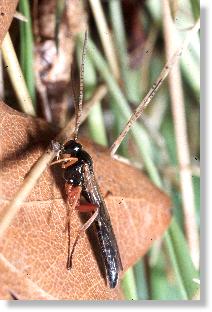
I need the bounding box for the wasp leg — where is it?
[78,203,97,212]
[64,184,81,232]
[50,157,78,167]
[61,158,78,169]
[67,205,99,270]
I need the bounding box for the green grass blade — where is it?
[121,267,138,300]
[149,250,183,300]
[108,0,141,103]
[19,0,36,105]
[164,219,199,299]
[110,97,129,156]
[190,0,200,20]
[134,260,149,300]
[87,103,108,146]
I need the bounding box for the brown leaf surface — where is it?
[0,0,18,45]
[0,101,172,300]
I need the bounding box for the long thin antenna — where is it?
[71,66,78,113]
[74,30,88,141]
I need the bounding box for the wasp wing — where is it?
[82,163,123,288]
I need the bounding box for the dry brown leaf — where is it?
[0,101,171,299]
[0,0,18,46]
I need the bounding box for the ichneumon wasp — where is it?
[51,31,122,288]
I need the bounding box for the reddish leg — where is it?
[65,183,81,207]
[64,184,81,232]
[64,183,99,270]
[67,202,99,270]
[50,157,78,167]
[78,203,97,212]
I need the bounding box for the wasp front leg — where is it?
[50,157,78,167]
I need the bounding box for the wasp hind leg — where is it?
[67,204,99,270]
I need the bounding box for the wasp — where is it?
[51,31,122,288]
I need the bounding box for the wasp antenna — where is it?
[71,66,78,116]
[74,30,88,141]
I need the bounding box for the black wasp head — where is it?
[63,140,82,156]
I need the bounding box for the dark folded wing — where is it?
[82,163,122,287]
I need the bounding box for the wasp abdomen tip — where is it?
[108,271,119,288]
